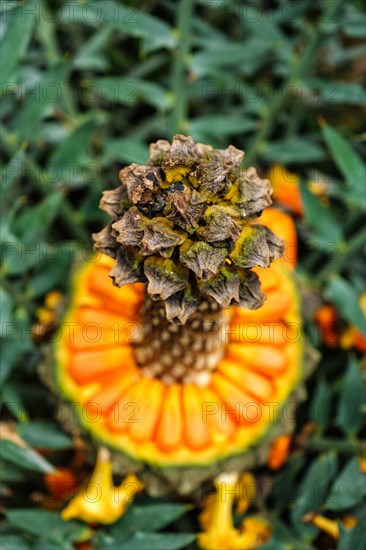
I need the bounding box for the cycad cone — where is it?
[52,137,305,494]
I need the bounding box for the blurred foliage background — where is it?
[0,0,365,549]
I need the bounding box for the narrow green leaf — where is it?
[300,179,343,246]
[309,378,332,431]
[337,518,366,550]
[321,123,366,209]
[189,116,256,140]
[325,457,366,511]
[291,452,338,539]
[111,504,190,537]
[18,422,73,450]
[102,138,149,165]
[0,287,13,329]
[0,148,26,198]
[0,0,37,89]
[337,360,365,436]
[263,139,326,163]
[0,440,55,474]
[13,191,63,244]
[91,77,169,110]
[327,278,366,335]
[114,532,196,550]
[5,509,89,545]
[99,1,176,53]
[0,535,31,550]
[47,119,96,186]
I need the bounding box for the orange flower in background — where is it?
[340,293,366,353]
[44,467,79,505]
[267,434,292,470]
[315,294,366,351]
[267,165,303,216]
[268,165,329,216]
[314,304,339,347]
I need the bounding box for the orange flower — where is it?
[44,467,79,504]
[268,165,330,216]
[314,304,339,347]
[267,434,292,470]
[267,165,303,216]
[340,293,366,353]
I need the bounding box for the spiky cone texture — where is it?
[92,135,284,324]
[42,137,316,495]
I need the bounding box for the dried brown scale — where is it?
[93,134,284,325]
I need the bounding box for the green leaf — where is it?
[10,64,70,141]
[0,440,55,474]
[309,378,332,432]
[291,452,338,539]
[302,79,366,106]
[0,339,32,388]
[98,1,176,54]
[0,535,31,550]
[5,509,89,545]
[336,360,365,436]
[189,116,256,141]
[327,278,366,335]
[111,504,190,537]
[18,422,73,450]
[0,287,13,331]
[47,119,96,186]
[325,457,366,511]
[0,0,37,90]
[73,27,113,71]
[321,123,366,209]
[263,139,326,163]
[13,192,63,244]
[0,148,26,198]
[337,517,366,550]
[112,532,196,550]
[91,77,169,110]
[342,7,366,38]
[300,179,343,246]
[102,138,149,165]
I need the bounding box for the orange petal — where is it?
[69,308,142,351]
[201,386,236,438]
[87,270,142,319]
[235,288,291,323]
[211,373,258,426]
[106,378,146,433]
[68,347,136,385]
[88,371,139,415]
[218,359,274,401]
[155,384,183,452]
[227,343,287,375]
[182,385,211,451]
[128,379,165,443]
[227,321,288,346]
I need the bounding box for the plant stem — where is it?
[170,0,194,135]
